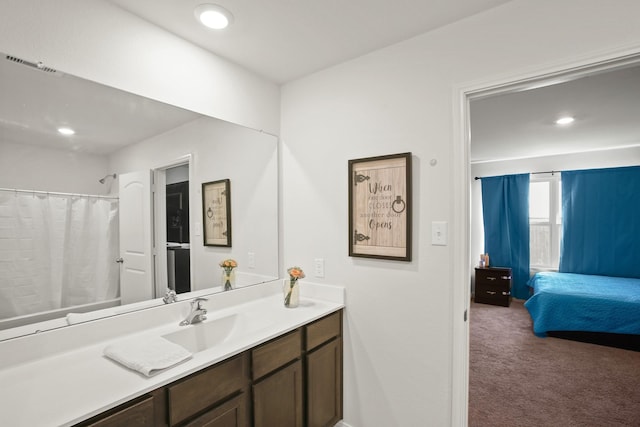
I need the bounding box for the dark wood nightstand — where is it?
[474,267,512,307]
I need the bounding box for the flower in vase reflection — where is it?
[219,259,238,291]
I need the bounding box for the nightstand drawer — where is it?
[475,282,511,306]
[476,268,511,285]
[476,276,511,292]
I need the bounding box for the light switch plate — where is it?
[432,221,448,246]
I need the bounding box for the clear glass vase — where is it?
[283,278,299,308]
[222,268,236,291]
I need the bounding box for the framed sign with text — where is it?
[348,152,412,261]
[202,179,232,247]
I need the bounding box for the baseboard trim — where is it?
[335,421,354,427]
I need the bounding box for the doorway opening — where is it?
[165,164,191,294]
[462,52,640,424]
[153,156,193,298]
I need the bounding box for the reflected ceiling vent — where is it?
[5,54,60,75]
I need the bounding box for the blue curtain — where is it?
[481,174,530,299]
[559,166,640,278]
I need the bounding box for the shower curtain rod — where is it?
[474,170,558,180]
[0,187,119,200]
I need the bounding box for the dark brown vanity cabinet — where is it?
[180,394,247,427]
[253,360,304,427]
[77,394,158,427]
[306,311,343,427]
[252,330,303,427]
[167,353,249,427]
[251,310,343,427]
[74,310,342,427]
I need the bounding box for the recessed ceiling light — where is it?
[57,127,75,135]
[555,116,575,125]
[194,4,233,30]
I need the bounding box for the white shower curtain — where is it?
[0,192,119,319]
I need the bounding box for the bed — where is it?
[524,272,640,338]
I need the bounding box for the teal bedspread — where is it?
[524,272,640,336]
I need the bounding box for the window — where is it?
[529,174,561,269]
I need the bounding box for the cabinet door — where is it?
[307,338,343,427]
[183,394,248,427]
[253,360,303,427]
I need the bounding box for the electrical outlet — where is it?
[314,258,325,278]
[248,252,255,269]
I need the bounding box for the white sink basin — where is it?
[163,313,242,353]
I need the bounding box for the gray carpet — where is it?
[469,300,640,427]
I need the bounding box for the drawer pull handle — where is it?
[486,277,497,281]
[484,291,511,296]
[501,276,511,280]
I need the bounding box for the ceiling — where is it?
[470,64,640,163]
[2,0,515,156]
[3,0,639,160]
[103,0,640,161]
[107,0,512,84]
[1,53,200,155]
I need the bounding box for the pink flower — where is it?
[287,266,305,280]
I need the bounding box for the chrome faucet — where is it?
[180,297,208,326]
[163,288,178,304]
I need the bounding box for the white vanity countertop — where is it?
[0,283,344,427]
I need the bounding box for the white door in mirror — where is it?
[119,171,154,304]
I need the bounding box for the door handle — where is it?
[116,257,124,264]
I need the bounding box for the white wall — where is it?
[0,0,280,135]
[0,140,110,195]
[109,116,279,290]
[280,1,640,426]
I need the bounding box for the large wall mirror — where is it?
[0,52,279,340]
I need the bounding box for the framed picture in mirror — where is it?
[202,179,232,247]
[348,152,412,261]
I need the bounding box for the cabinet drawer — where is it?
[476,267,511,281]
[306,311,341,351]
[168,353,248,426]
[475,268,511,291]
[475,282,511,307]
[252,329,301,380]
[80,395,155,427]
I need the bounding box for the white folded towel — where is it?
[104,336,192,377]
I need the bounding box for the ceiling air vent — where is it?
[5,54,59,74]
